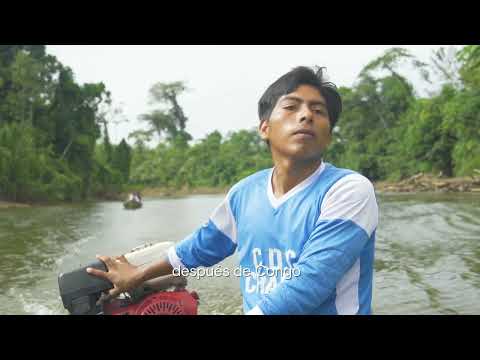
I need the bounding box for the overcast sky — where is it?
[46,45,454,145]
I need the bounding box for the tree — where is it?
[457,45,480,90]
[112,139,132,183]
[427,46,463,90]
[1,50,43,125]
[139,81,192,145]
[0,45,127,202]
[48,66,110,198]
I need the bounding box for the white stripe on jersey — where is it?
[318,173,378,237]
[246,305,264,315]
[335,259,360,314]
[168,246,186,270]
[210,191,237,244]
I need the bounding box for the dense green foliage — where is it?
[0,45,131,202]
[325,46,480,181]
[129,129,272,188]
[1,45,479,202]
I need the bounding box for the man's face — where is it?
[259,85,332,161]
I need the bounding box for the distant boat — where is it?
[124,199,142,210]
[124,194,142,210]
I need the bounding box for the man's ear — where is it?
[323,130,332,150]
[259,119,269,141]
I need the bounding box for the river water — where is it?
[0,192,479,315]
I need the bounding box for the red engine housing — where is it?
[103,290,199,315]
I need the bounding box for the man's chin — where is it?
[287,148,323,162]
[271,143,323,161]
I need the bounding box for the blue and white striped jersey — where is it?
[167,162,378,315]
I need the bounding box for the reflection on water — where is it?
[0,192,479,314]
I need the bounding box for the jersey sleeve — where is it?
[167,188,238,270]
[255,173,378,315]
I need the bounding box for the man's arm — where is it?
[250,174,378,315]
[169,190,238,270]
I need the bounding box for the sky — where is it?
[46,45,454,145]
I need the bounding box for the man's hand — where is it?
[86,254,144,303]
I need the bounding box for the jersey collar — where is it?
[267,161,326,209]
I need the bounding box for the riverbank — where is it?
[374,172,480,193]
[0,201,31,209]
[135,173,480,197]
[130,186,230,198]
[2,173,479,209]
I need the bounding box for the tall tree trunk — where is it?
[60,139,73,160]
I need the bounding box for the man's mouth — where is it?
[292,129,315,138]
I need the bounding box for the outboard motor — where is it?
[58,242,199,315]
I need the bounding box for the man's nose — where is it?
[298,105,313,123]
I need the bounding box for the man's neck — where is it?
[271,157,322,198]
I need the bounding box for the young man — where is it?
[87,66,378,315]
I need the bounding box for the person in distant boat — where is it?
[134,192,142,202]
[127,192,141,203]
[88,66,378,315]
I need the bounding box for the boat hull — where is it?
[124,200,142,209]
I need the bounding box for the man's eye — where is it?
[314,109,327,115]
[284,105,296,111]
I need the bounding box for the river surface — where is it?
[0,192,479,315]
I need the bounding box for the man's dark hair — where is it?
[258,66,342,132]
